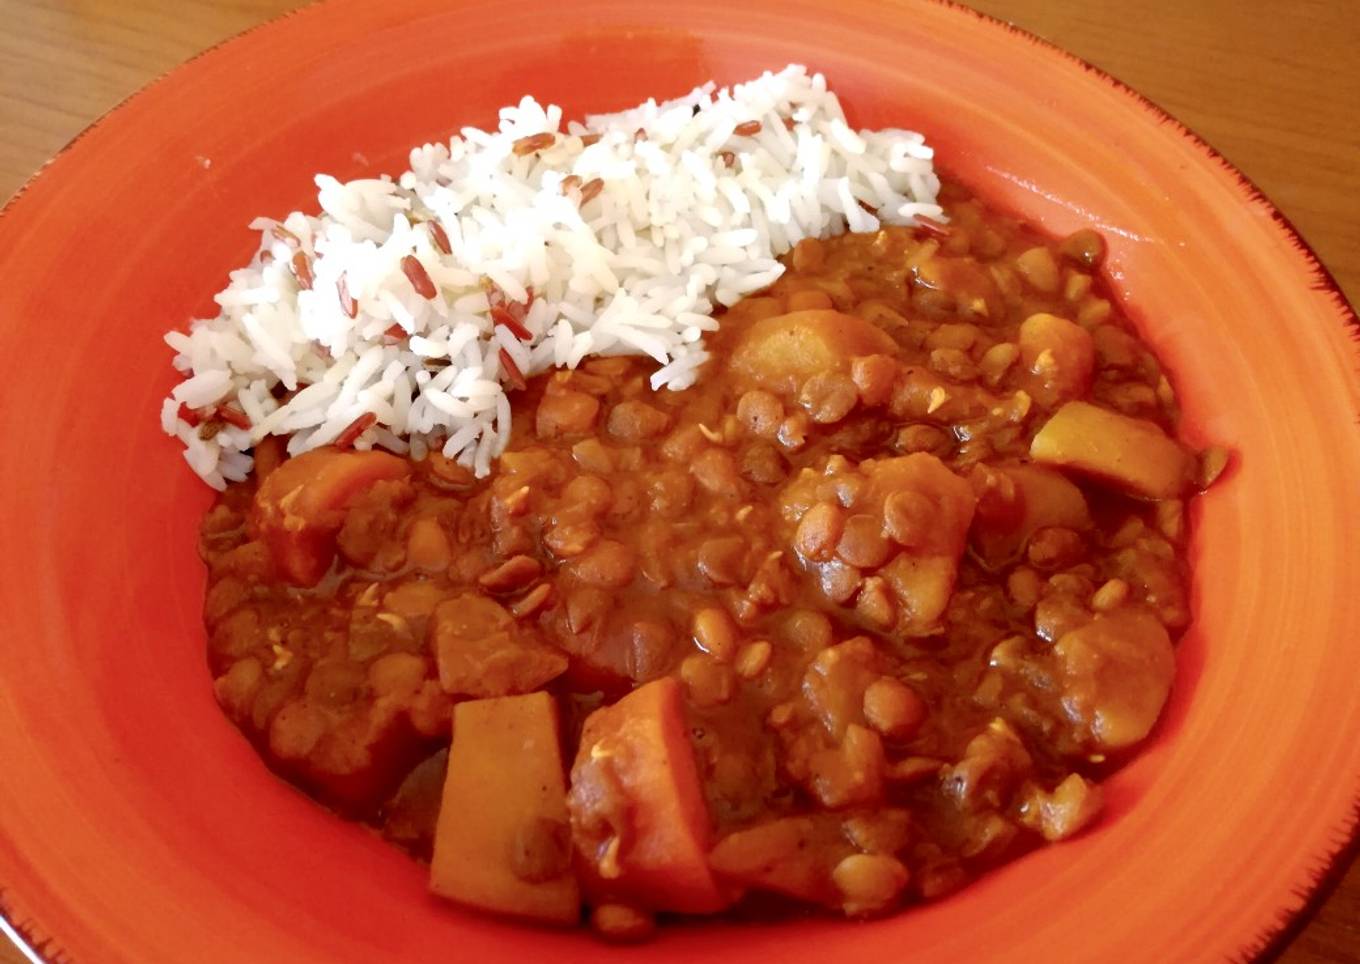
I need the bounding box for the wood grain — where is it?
[0,1,1355,962]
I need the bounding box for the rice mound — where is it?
[160,65,942,488]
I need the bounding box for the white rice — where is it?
[160,65,942,488]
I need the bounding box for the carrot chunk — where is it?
[431,692,580,924]
[567,677,729,913]
[251,447,410,585]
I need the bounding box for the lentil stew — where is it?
[199,179,1220,938]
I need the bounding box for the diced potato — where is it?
[1052,609,1175,749]
[879,553,956,632]
[536,389,600,439]
[1018,774,1104,842]
[1030,401,1193,499]
[731,310,898,394]
[832,453,979,634]
[430,692,580,924]
[778,453,974,635]
[252,447,412,586]
[405,516,451,572]
[1009,464,1091,529]
[1019,312,1095,404]
[801,639,880,739]
[941,718,1033,813]
[1012,247,1061,294]
[430,594,567,697]
[862,453,976,557]
[971,464,1091,568]
[807,723,886,808]
[279,702,433,811]
[915,257,1004,320]
[708,816,847,905]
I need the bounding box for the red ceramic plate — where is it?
[2,1,1358,961]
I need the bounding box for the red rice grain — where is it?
[512,132,556,156]
[269,224,301,249]
[579,178,604,205]
[428,220,452,255]
[216,405,252,430]
[499,348,527,391]
[334,412,377,450]
[492,304,533,341]
[337,273,358,319]
[290,251,314,291]
[401,255,438,300]
[914,216,951,239]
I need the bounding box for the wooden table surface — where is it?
[0,1,1356,962]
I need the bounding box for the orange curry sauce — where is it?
[198,180,1217,938]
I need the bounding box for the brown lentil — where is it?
[200,186,1206,940]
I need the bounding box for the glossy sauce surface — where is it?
[199,181,1207,933]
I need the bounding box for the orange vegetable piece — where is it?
[1052,609,1176,750]
[861,453,976,558]
[708,815,847,905]
[251,434,284,482]
[567,677,729,913]
[971,464,1091,568]
[863,454,977,632]
[430,692,580,925]
[251,447,411,586]
[429,594,568,697]
[731,309,898,394]
[1019,312,1095,405]
[1030,401,1193,499]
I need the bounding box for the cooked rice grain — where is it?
[161,65,942,488]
